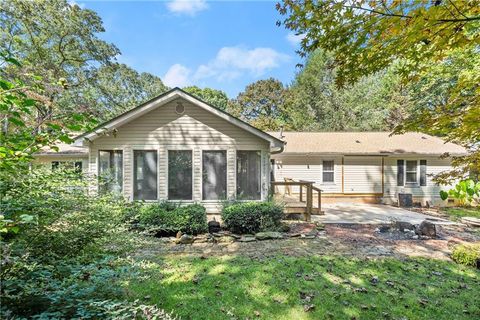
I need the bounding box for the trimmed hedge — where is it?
[221,201,284,234]
[139,202,207,235]
[452,243,480,268]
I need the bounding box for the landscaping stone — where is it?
[255,231,283,240]
[176,234,194,244]
[289,233,301,238]
[239,235,256,242]
[461,217,480,228]
[379,225,391,233]
[208,220,222,233]
[416,221,437,238]
[217,235,236,243]
[176,231,183,239]
[394,221,415,232]
[193,235,210,243]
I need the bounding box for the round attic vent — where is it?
[175,102,185,114]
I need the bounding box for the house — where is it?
[268,131,467,206]
[33,88,468,212]
[35,88,284,213]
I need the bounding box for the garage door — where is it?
[343,156,383,194]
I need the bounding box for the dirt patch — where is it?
[134,222,480,262]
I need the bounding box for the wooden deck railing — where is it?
[270,180,322,221]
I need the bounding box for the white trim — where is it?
[166,148,194,201]
[75,89,284,150]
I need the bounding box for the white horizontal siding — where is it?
[88,98,269,213]
[343,156,383,194]
[271,155,342,193]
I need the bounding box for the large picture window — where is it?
[322,160,334,183]
[236,150,261,200]
[134,150,158,200]
[98,150,123,194]
[168,150,193,200]
[202,150,227,200]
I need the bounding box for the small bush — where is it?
[139,203,207,235]
[451,243,480,268]
[221,201,284,234]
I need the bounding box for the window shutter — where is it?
[397,160,404,186]
[420,160,427,186]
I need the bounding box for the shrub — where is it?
[138,203,207,235]
[221,201,284,234]
[451,243,480,268]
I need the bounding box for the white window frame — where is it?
[322,159,335,184]
[166,148,194,201]
[405,159,419,186]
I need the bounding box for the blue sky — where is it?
[77,0,304,97]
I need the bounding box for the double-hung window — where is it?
[168,150,193,200]
[202,150,227,200]
[98,150,123,194]
[133,150,158,200]
[322,160,334,183]
[236,150,261,200]
[397,159,427,186]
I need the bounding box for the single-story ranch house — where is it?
[33,88,467,213]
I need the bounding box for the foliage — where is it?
[229,78,292,130]
[452,243,480,268]
[184,85,229,111]
[287,50,410,131]
[128,255,480,320]
[138,202,208,235]
[277,0,480,182]
[221,201,284,234]
[440,179,480,206]
[277,0,480,86]
[61,63,169,121]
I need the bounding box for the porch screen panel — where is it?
[236,151,261,200]
[134,150,158,200]
[168,150,193,200]
[202,151,227,200]
[99,150,123,194]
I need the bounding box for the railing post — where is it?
[318,189,322,214]
[306,183,312,222]
[299,184,303,202]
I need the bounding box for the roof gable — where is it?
[75,88,284,149]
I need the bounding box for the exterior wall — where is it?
[271,154,343,193]
[271,153,455,206]
[32,155,89,173]
[383,156,455,206]
[88,98,270,213]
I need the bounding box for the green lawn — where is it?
[442,207,480,221]
[126,255,479,319]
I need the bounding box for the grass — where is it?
[126,255,479,319]
[441,206,480,221]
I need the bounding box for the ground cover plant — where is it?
[126,254,480,320]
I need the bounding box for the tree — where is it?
[0,0,119,124]
[277,0,480,181]
[277,0,480,86]
[287,50,410,131]
[59,63,168,121]
[183,86,229,111]
[229,78,292,131]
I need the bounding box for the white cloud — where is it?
[166,0,208,16]
[194,46,290,81]
[286,32,305,46]
[163,64,191,87]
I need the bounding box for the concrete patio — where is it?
[315,203,455,225]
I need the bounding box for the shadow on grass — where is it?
[126,254,479,320]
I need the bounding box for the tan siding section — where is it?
[271,155,343,193]
[88,98,269,213]
[343,156,383,194]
